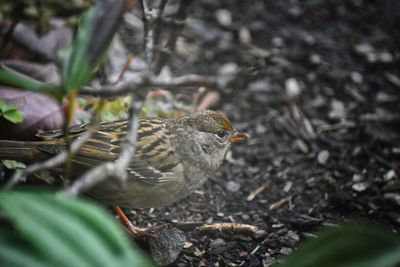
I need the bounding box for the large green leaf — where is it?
[60,0,126,93]
[275,225,400,267]
[0,68,61,99]
[0,191,153,267]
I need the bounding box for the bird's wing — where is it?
[129,118,181,185]
[37,119,180,185]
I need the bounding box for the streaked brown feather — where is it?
[37,118,180,185]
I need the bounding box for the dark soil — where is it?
[127,0,400,266]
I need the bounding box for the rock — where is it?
[225,180,241,192]
[384,193,400,206]
[209,238,225,250]
[384,170,397,181]
[219,62,238,76]
[239,27,252,45]
[354,43,374,54]
[352,182,369,192]
[310,53,322,65]
[354,43,393,63]
[217,62,239,88]
[272,37,284,48]
[352,174,364,182]
[350,71,363,84]
[285,78,302,98]
[377,51,393,63]
[215,9,232,26]
[279,247,293,255]
[328,99,346,120]
[317,150,330,165]
[248,79,271,93]
[148,225,186,266]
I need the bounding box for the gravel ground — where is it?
[127,0,400,265]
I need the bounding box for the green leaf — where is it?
[274,225,400,267]
[0,191,154,267]
[34,170,56,184]
[0,99,23,124]
[1,160,26,170]
[0,68,62,99]
[60,0,126,93]
[2,108,23,123]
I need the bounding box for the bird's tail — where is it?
[0,140,43,161]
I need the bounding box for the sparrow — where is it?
[0,110,247,208]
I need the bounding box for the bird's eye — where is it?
[216,130,227,139]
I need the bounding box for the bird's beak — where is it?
[231,132,248,144]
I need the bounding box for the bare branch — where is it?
[140,0,158,66]
[153,0,169,53]
[153,0,193,74]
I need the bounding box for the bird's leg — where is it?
[113,206,146,235]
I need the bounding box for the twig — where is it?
[153,0,193,74]
[139,0,148,54]
[80,74,218,96]
[63,94,144,196]
[153,0,168,57]
[269,197,291,211]
[4,127,96,189]
[171,222,262,236]
[246,184,268,201]
[359,112,400,122]
[140,0,157,66]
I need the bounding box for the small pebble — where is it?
[218,62,238,75]
[329,99,346,120]
[352,182,368,192]
[384,170,396,181]
[287,230,300,242]
[225,180,241,192]
[354,43,374,54]
[272,37,284,48]
[216,9,232,26]
[285,77,302,98]
[210,238,225,249]
[317,150,330,165]
[378,52,393,63]
[239,27,252,45]
[350,71,363,84]
[384,193,400,206]
[352,174,364,182]
[310,53,322,65]
[280,247,293,255]
[248,79,271,93]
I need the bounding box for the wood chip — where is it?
[283,181,293,192]
[269,197,290,211]
[246,184,268,201]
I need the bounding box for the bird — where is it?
[0,110,247,209]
